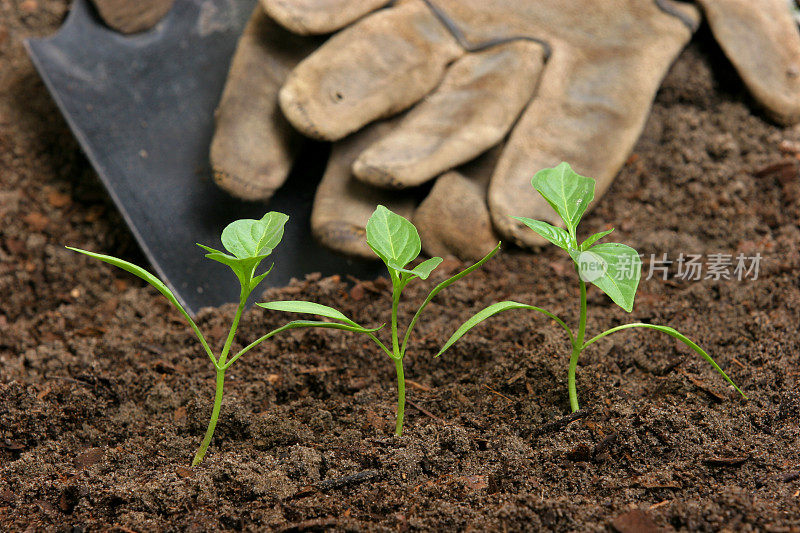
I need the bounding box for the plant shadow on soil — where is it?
[1,6,800,532]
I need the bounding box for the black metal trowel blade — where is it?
[25,0,381,315]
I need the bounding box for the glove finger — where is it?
[279,0,463,141]
[260,0,389,35]
[413,147,502,261]
[353,40,545,189]
[489,22,693,248]
[211,7,319,200]
[91,0,173,34]
[697,0,800,125]
[311,120,418,258]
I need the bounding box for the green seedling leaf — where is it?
[223,319,385,370]
[249,264,275,291]
[398,257,444,280]
[68,247,187,317]
[221,211,289,259]
[580,229,614,250]
[511,217,571,250]
[583,323,746,398]
[198,244,269,290]
[66,247,214,364]
[400,242,502,359]
[270,320,383,335]
[258,300,358,326]
[366,205,421,270]
[531,162,594,234]
[578,242,641,312]
[573,249,608,283]
[436,301,573,358]
[196,244,227,256]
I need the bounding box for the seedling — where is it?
[68,212,377,466]
[259,205,501,436]
[437,162,747,412]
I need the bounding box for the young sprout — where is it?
[437,162,747,412]
[259,205,501,436]
[68,212,377,466]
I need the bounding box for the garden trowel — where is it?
[25,0,381,315]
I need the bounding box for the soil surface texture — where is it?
[2,3,800,531]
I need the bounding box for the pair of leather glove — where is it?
[93,0,800,260]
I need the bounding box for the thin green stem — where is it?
[192,290,248,466]
[576,280,587,345]
[568,344,581,412]
[390,273,407,436]
[390,283,401,357]
[568,279,588,413]
[395,357,406,436]
[218,292,247,367]
[192,366,225,466]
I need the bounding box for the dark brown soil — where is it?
[2,3,800,532]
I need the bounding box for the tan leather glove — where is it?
[90,0,174,34]
[210,7,320,200]
[214,0,800,260]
